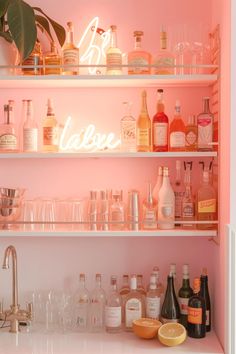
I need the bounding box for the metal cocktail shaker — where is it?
[127,190,140,231]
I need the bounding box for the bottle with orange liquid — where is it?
[152,89,169,152]
[169,100,186,152]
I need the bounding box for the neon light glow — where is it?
[59,116,121,152]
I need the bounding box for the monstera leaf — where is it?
[7,0,37,60]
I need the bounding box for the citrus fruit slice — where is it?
[158,323,187,346]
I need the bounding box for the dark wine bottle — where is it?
[200,268,211,332]
[187,277,206,338]
[178,264,193,329]
[161,273,180,323]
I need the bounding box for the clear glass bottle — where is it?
[178,264,193,329]
[128,31,152,75]
[73,273,90,332]
[124,275,145,331]
[174,160,184,226]
[147,266,164,295]
[110,190,125,230]
[23,100,38,152]
[87,190,98,231]
[197,97,214,151]
[120,102,136,152]
[22,41,42,75]
[44,41,62,75]
[152,166,163,203]
[158,167,175,229]
[106,25,122,75]
[169,100,186,152]
[119,274,130,323]
[62,22,79,75]
[105,276,122,333]
[137,90,152,152]
[153,27,175,75]
[152,89,169,152]
[161,272,180,323]
[0,103,18,152]
[127,189,140,231]
[196,169,216,229]
[182,163,195,228]
[99,190,109,231]
[146,274,161,320]
[42,99,59,152]
[137,274,146,296]
[142,182,157,230]
[185,115,197,151]
[90,273,106,332]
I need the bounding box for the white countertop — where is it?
[0,329,224,354]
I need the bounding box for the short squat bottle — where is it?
[105,276,122,333]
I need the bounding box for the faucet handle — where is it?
[26,302,33,320]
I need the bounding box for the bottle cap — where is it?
[67,21,73,29]
[79,273,85,281]
[130,275,137,290]
[202,267,208,276]
[134,31,143,37]
[157,88,164,94]
[96,273,101,281]
[175,100,181,108]
[110,25,117,31]
[47,98,54,116]
[182,264,189,274]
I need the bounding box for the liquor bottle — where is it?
[146,274,161,320]
[142,182,157,230]
[105,276,122,333]
[158,167,175,229]
[152,166,163,202]
[178,264,193,329]
[161,272,180,323]
[153,27,175,75]
[119,274,130,323]
[174,160,184,226]
[152,89,169,152]
[88,190,98,231]
[106,25,122,75]
[120,101,136,152]
[197,97,214,151]
[62,22,79,75]
[90,273,106,332]
[73,273,90,332]
[170,263,179,290]
[42,99,59,152]
[110,190,125,230]
[185,115,197,151]
[127,189,140,231]
[169,101,186,152]
[0,103,18,152]
[182,163,195,228]
[22,41,42,75]
[44,41,62,75]
[137,90,152,152]
[23,100,38,152]
[124,275,145,331]
[99,190,109,231]
[187,277,206,338]
[137,274,146,296]
[196,169,216,229]
[200,268,211,332]
[128,31,152,75]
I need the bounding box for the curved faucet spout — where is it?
[2,245,18,308]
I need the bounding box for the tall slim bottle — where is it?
[88,190,98,231]
[182,163,195,228]
[158,167,175,229]
[120,101,136,152]
[142,182,157,230]
[106,25,122,75]
[152,89,169,152]
[105,276,122,333]
[178,264,193,329]
[42,99,59,152]
[90,273,106,332]
[161,272,180,323]
[146,274,161,320]
[197,97,214,151]
[73,273,90,332]
[62,22,79,75]
[152,166,163,203]
[137,90,152,152]
[200,268,211,332]
[23,100,38,152]
[174,160,184,226]
[169,101,186,152]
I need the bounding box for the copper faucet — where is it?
[0,245,32,333]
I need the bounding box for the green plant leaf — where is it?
[7,0,37,60]
[0,30,13,43]
[33,7,65,47]
[35,14,53,41]
[0,0,10,17]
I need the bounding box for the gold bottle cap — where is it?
[67,21,73,29]
[110,25,117,31]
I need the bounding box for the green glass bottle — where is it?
[161,273,180,323]
[200,268,211,332]
[178,264,193,329]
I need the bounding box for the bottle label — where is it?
[45,58,61,75]
[63,49,79,68]
[146,297,160,319]
[182,202,194,218]
[125,298,142,327]
[105,306,121,327]
[198,116,213,147]
[161,205,174,218]
[198,199,216,213]
[153,122,168,146]
[161,317,179,324]
[43,127,59,147]
[121,121,136,151]
[128,57,149,74]
[206,310,210,326]
[170,132,185,148]
[178,297,189,315]
[107,53,122,72]
[137,128,150,146]
[188,306,202,324]
[143,210,157,229]
[186,130,197,147]
[0,134,17,150]
[75,303,88,328]
[23,128,38,152]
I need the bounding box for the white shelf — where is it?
[0,330,223,354]
[0,151,218,159]
[0,74,218,88]
[0,230,217,237]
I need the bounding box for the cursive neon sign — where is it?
[59,116,121,152]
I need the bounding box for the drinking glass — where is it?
[55,199,72,231]
[37,199,56,231]
[70,199,84,231]
[21,200,37,231]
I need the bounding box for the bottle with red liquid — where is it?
[152,89,169,152]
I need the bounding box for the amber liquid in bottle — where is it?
[137,90,152,152]
[169,100,185,152]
